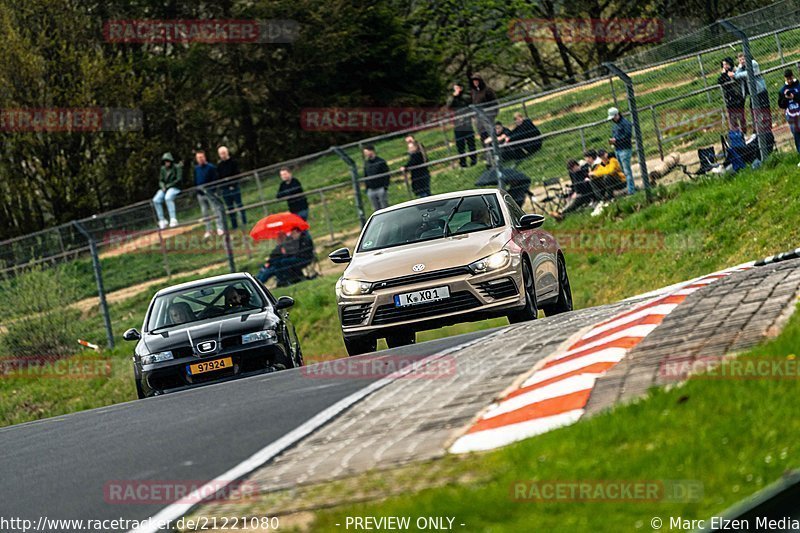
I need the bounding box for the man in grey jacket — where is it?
[731,52,772,132]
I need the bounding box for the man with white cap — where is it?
[607,107,635,195]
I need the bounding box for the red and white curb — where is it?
[449,263,753,454]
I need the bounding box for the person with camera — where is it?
[778,69,800,156]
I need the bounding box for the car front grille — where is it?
[476,277,518,300]
[341,303,373,326]
[372,291,481,325]
[372,266,471,291]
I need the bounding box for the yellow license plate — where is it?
[189,357,233,375]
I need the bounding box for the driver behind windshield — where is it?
[457,204,492,233]
[168,302,195,325]
[222,285,251,309]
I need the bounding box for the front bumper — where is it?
[137,341,288,397]
[338,257,526,337]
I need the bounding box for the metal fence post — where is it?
[603,62,652,201]
[319,190,335,241]
[72,221,114,349]
[253,170,268,216]
[650,106,665,160]
[332,146,367,228]
[698,54,712,104]
[149,202,171,277]
[199,186,236,273]
[775,31,784,64]
[720,19,770,162]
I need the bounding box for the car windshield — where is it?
[357,194,504,252]
[146,279,266,332]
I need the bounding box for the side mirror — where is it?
[275,296,295,310]
[328,247,352,264]
[518,213,545,230]
[123,328,141,341]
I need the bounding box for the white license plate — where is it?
[394,286,450,307]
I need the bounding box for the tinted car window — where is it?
[146,279,265,331]
[504,194,526,225]
[358,194,504,252]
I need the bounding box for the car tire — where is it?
[508,260,538,324]
[344,335,377,357]
[542,255,573,316]
[134,376,147,400]
[294,345,305,367]
[385,330,416,349]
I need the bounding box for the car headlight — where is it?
[141,351,173,365]
[469,250,511,274]
[337,278,373,296]
[242,329,277,344]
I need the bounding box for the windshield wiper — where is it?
[442,197,465,238]
[481,194,499,226]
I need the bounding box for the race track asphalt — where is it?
[0,328,501,530]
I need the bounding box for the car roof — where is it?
[371,188,502,215]
[154,272,254,296]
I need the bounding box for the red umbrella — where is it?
[249,212,310,241]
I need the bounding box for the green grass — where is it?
[310,302,800,532]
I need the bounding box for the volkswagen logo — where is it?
[196,340,217,354]
[412,263,426,272]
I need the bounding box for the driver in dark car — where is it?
[222,285,251,309]
[168,302,195,325]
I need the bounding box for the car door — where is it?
[503,195,558,299]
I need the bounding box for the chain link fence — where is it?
[3,4,800,353]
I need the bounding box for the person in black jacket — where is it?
[470,73,498,143]
[400,139,431,198]
[446,83,477,167]
[255,228,315,287]
[276,167,309,220]
[362,145,390,210]
[216,146,246,230]
[719,57,746,134]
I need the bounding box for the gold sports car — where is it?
[329,189,572,356]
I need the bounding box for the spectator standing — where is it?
[778,69,800,155]
[470,73,498,143]
[447,83,477,167]
[400,139,431,198]
[216,146,246,230]
[194,150,223,238]
[362,145,390,210]
[732,52,772,132]
[153,152,182,229]
[607,107,636,195]
[719,58,747,134]
[276,167,309,221]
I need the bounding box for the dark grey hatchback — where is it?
[123,273,303,399]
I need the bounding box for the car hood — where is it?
[346,228,511,282]
[140,309,277,354]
